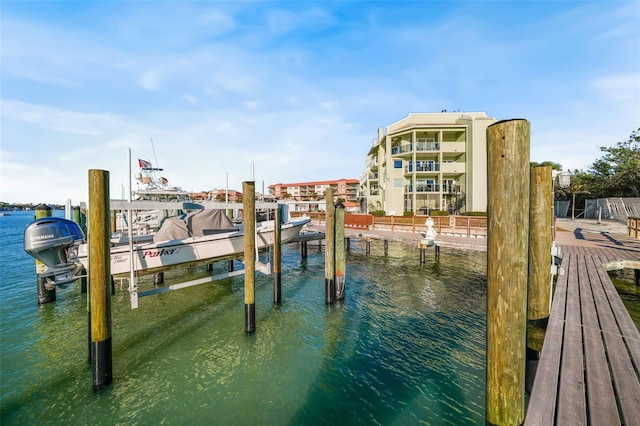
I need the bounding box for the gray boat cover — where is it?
[153,209,237,242]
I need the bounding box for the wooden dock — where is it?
[525,230,640,425]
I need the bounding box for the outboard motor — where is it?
[24,217,85,287]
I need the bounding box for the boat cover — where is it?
[154,209,237,242]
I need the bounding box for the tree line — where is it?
[532,128,640,209]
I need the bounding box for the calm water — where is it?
[1,211,488,425]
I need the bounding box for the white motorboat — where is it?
[24,209,310,284]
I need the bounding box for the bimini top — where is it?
[154,209,237,242]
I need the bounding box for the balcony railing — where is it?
[391,144,412,155]
[368,173,379,180]
[370,189,380,196]
[406,163,440,173]
[416,141,440,151]
[406,184,441,193]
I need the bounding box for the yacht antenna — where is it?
[150,137,160,169]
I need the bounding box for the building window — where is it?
[394,160,402,169]
[394,179,403,188]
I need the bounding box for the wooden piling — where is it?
[273,205,282,304]
[335,202,345,300]
[419,247,426,264]
[528,165,552,320]
[384,239,388,254]
[486,119,530,425]
[88,169,113,392]
[243,181,256,333]
[34,204,56,304]
[301,241,308,258]
[324,188,335,304]
[154,272,164,286]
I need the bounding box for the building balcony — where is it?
[368,173,379,180]
[370,189,380,196]
[440,162,466,174]
[391,144,413,157]
[406,163,440,174]
[406,184,441,193]
[441,141,466,153]
[416,141,440,151]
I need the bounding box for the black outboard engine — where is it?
[24,218,85,287]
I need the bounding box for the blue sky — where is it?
[1,1,638,204]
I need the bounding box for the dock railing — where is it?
[291,212,487,238]
[628,217,639,239]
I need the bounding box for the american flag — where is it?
[138,159,153,169]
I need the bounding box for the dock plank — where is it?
[580,256,619,425]
[556,254,586,425]
[524,255,569,425]
[525,239,640,425]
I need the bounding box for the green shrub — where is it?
[370,210,385,217]
[462,211,487,216]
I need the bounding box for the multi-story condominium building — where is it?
[269,178,360,205]
[360,112,496,215]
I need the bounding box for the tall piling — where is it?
[335,202,346,300]
[528,165,553,320]
[324,188,335,304]
[486,119,530,425]
[243,181,256,333]
[34,204,56,304]
[273,205,282,304]
[88,169,113,392]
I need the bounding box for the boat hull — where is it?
[78,218,309,276]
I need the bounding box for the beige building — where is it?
[360,112,496,215]
[269,178,359,206]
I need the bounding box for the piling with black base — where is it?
[335,202,345,300]
[243,181,256,333]
[324,189,335,305]
[34,204,56,304]
[273,205,282,304]
[88,169,113,392]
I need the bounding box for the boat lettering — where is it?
[112,255,127,264]
[31,234,55,241]
[143,248,182,258]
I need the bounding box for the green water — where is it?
[610,269,640,329]
[1,212,488,425]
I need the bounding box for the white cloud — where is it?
[590,73,640,101]
[1,1,639,205]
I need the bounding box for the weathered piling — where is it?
[88,169,113,392]
[486,119,530,425]
[243,181,256,333]
[273,205,282,304]
[324,188,335,304]
[154,272,164,286]
[335,202,345,300]
[34,204,56,304]
[528,165,552,320]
